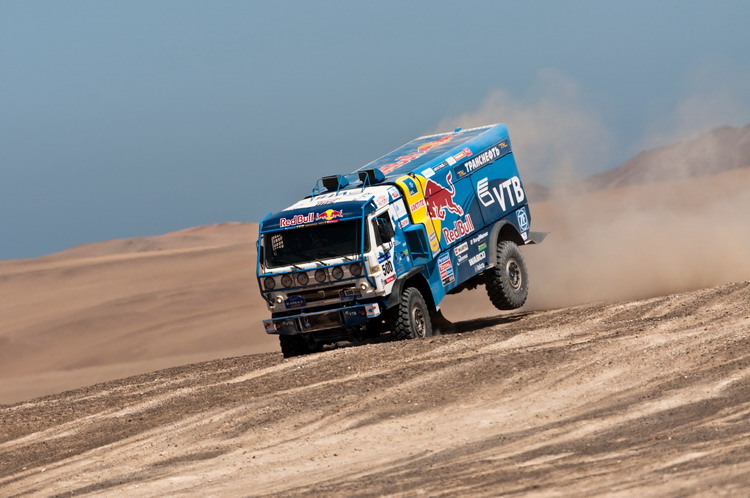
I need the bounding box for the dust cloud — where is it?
[524,168,750,309]
[435,68,612,186]
[441,76,750,317]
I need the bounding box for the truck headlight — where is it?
[314,269,327,283]
[263,277,276,290]
[281,274,293,287]
[349,263,362,277]
[297,272,309,285]
[331,266,344,280]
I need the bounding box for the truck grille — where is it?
[290,284,358,304]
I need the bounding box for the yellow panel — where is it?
[395,175,441,254]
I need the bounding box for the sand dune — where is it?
[0,223,277,404]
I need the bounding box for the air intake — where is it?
[321,174,350,192]
[357,168,385,185]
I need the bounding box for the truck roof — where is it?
[260,124,511,232]
[355,123,509,181]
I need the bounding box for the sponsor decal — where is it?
[316,209,344,222]
[375,194,388,207]
[377,250,391,264]
[442,214,475,244]
[457,253,468,263]
[285,296,306,309]
[388,186,400,200]
[369,264,380,274]
[393,200,408,218]
[470,232,489,245]
[477,175,525,212]
[409,198,426,212]
[383,274,395,285]
[380,134,456,174]
[517,206,529,232]
[452,147,472,163]
[365,303,381,317]
[433,161,449,172]
[454,141,508,178]
[422,167,435,178]
[438,252,455,286]
[521,231,528,241]
[403,177,419,195]
[469,251,486,266]
[454,242,468,256]
[399,218,409,228]
[280,213,316,228]
[424,172,463,220]
[478,242,487,252]
[429,232,437,243]
[473,262,486,272]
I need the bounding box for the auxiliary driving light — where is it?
[331,266,344,280]
[280,274,293,287]
[314,269,327,283]
[359,282,368,291]
[296,272,309,285]
[263,276,276,290]
[349,262,362,277]
[276,296,283,304]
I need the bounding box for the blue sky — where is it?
[2,1,749,259]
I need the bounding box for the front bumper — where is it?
[263,303,381,335]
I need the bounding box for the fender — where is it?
[384,266,429,310]
[488,219,548,267]
[488,220,522,268]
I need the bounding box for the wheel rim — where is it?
[412,306,426,338]
[506,258,522,290]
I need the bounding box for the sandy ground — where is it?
[1,281,749,496]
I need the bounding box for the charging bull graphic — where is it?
[424,172,463,220]
[317,209,343,221]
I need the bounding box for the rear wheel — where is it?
[388,287,433,340]
[485,240,529,310]
[279,334,314,358]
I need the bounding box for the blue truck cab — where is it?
[257,124,545,357]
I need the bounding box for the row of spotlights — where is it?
[263,263,362,290]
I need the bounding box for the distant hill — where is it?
[582,123,750,192]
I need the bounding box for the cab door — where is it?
[371,211,397,294]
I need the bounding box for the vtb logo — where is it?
[477,176,525,212]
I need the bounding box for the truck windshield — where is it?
[264,220,369,267]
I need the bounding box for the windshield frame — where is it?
[262,218,370,269]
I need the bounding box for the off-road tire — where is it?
[279,334,313,358]
[485,240,529,310]
[388,287,433,340]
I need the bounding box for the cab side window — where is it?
[372,213,394,246]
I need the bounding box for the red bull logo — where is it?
[317,209,343,221]
[442,215,475,244]
[424,172,464,221]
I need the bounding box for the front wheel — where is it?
[485,240,529,310]
[388,287,433,340]
[279,334,314,358]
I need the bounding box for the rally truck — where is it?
[257,124,545,357]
